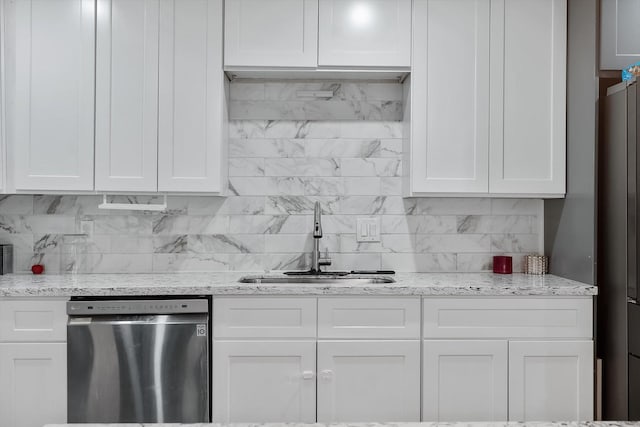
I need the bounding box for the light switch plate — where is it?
[356,217,380,242]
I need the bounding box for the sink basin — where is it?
[238,275,395,284]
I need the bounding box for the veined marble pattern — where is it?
[0,82,546,274]
[0,272,597,297]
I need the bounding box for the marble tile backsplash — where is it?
[0,82,542,274]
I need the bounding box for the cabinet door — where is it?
[158,0,225,192]
[508,340,594,421]
[9,0,95,191]
[95,0,159,192]
[212,340,316,422]
[0,343,67,427]
[411,0,490,193]
[225,0,318,67]
[489,0,566,195]
[318,0,411,67]
[317,340,420,422]
[423,340,507,421]
[601,0,640,70]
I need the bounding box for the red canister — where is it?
[493,256,512,274]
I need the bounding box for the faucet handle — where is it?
[319,249,332,266]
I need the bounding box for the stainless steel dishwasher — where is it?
[67,298,210,423]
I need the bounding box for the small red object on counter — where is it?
[31,264,44,275]
[493,256,512,274]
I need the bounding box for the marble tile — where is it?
[153,235,189,253]
[381,253,457,272]
[264,253,311,271]
[229,138,305,158]
[230,82,265,100]
[416,198,492,215]
[152,253,230,272]
[265,233,339,253]
[0,195,34,215]
[303,178,344,196]
[341,196,416,215]
[381,215,457,234]
[380,139,403,157]
[491,198,543,215]
[416,234,492,253]
[230,100,403,121]
[491,234,540,253]
[188,234,265,254]
[341,158,401,177]
[152,215,229,235]
[83,253,153,274]
[330,253,381,270]
[228,158,265,177]
[26,216,78,234]
[380,177,402,195]
[343,177,382,195]
[228,178,278,196]
[0,216,33,234]
[457,215,538,234]
[265,196,339,215]
[304,139,382,158]
[229,215,311,234]
[265,158,340,176]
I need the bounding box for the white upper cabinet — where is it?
[95,0,159,192]
[411,0,490,193]
[601,0,640,70]
[224,0,318,67]
[489,0,566,195]
[408,0,566,197]
[7,0,95,192]
[317,0,411,67]
[158,0,226,193]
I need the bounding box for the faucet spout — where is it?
[311,201,330,273]
[313,201,323,238]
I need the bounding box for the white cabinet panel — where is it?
[601,0,640,70]
[489,0,566,195]
[318,297,420,339]
[225,0,318,67]
[423,340,507,421]
[213,297,317,338]
[95,0,159,192]
[0,343,67,427]
[212,340,316,422]
[318,0,411,67]
[158,0,226,193]
[508,340,594,421]
[317,340,420,422]
[9,0,95,191]
[411,0,490,193]
[0,299,67,342]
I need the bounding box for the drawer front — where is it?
[0,299,68,342]
[213,297,317,338]
[318,298,421,339]
[423,297,593,339]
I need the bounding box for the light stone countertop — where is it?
[0,272,597,297]
[41,422,639,427]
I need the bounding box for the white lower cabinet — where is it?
[0,343,67,427]
[422,340,508,421]
[212,340,316,423]
[508,340,594,421]
[317,340,420,422]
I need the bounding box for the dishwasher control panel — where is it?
[67,299,209,315]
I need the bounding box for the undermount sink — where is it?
[238,275,395,284]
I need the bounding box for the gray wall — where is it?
[544,0,598,285]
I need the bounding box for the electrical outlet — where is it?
[80,220,94,236]
[356,218,380,242]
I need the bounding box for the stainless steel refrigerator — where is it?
[599,77,639,420]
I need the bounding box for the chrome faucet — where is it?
[311,201,331,273]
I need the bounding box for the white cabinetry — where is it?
[422,298,594,422]
[224,0,318,67]
[601,0,640,70]
[422,340,507,421]
[95,0,159,192]
[508,340,594,421]
[317,340,420,422]
[317,0,411,67]
[224,0,411,69]
[95,0,227,193]
[0,299,68,427]
[6,0,95,191]
[212,340,317,422]
[158,0,226,192]
[408,0,566,197]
